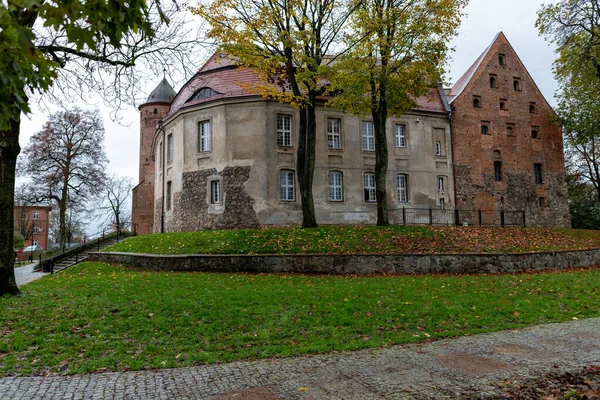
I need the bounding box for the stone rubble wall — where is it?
[89,248,600,275]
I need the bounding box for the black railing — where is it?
[38,228,130,273]
[390,207,526,228]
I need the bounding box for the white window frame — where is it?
[277,114,292,147]
[33,225,39,233]
[328,171,343,201]
[210,180,222,204]
[364,173,376,202]
[397,174,408,203]
[435,141,442,156]
[361,121,375,151]
[199,120,211,152]
[395,124,406,148]
[33,211,39,220]
[280,170,295,201]
[327,118,341,149]
[167,133,173,163]
[32,239,38,246]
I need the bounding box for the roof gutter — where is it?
[437,83,458,209]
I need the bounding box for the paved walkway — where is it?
[14,263,47,286]
[1,317,599,399]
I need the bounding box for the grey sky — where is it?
[17,0,559,225]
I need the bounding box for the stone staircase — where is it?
[44,237,120,274]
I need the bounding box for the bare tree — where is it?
[19,108,108,247]
[13,205,34,243]
[98,175,134,232]
[0,0,207,296]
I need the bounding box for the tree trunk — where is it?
[296,96,318,229]
[59,196,67,247]
[373,92,389,226]
[0,107,23,296]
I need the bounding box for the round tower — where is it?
[132,78,176,235]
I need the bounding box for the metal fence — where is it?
[389,207,526,227]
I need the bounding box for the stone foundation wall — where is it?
[165,166,259,232]
[455,165,570,228]
[89,248,600,275]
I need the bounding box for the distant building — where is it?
[13,205,52,250]
[131,32,570,233]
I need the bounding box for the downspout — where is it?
[437,84,458,209]
[157,121,166,233]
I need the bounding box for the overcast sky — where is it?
[17,0,559,228]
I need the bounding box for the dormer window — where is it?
[189,87,217,102]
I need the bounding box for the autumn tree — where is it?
[0,0,203,296]
[326,0,466,225]
[19,108,108,248]
[193,0,352,228]
[538,0,600,87]
[98,175,133,232]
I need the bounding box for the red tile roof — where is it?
[169,53,447,116]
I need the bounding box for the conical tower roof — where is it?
[145,78,176,104]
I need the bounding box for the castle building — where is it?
[131,33,570,234]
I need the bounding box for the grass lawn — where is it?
[105,225,600,255]
[1,262,600,376]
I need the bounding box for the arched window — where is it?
[493,151,502,182]
[473,96,481,108]
[490,76,496,88]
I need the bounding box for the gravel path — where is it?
[14,263,47,286]
[1,317,599,399]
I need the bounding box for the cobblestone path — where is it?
[14,263,47,286]
[1,317,599,399]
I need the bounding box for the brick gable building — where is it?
[447,32,570,227]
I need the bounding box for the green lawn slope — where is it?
[106,226,600,255]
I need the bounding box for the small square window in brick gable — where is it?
[481,121,490,135]
[499,54,506,66]
[529,102,537,114]
[500,99,508,111]
[473,96,482,108]
[531,126,540,139]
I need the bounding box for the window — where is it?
[153,108,157,115]
[32,239,38,246]
[33,225,39,233]
[500,99,508,111]
[191,87,217,101]
[473,96,482,108]
[435,141,442,156]
[395,124,406,147]
[531,126,539,139]
[506,124,515,136]
[166,181,172,211]
[494,161,502,182]
[530,103,537,113]
[539,197,546,207]
[438,177,444,192]
[33,211,39,220]
[514,78,521,91]
[210,180,221,204]
[328,171,343,201]
[489,75,497,88]
[364,173,376,202]
[327,118,341,149]
[534,163,543,184]
[167,133,173,163]
[440,198,445,210]
[499,54,506,65]
[396,174,408,202]
[277,114,292,147]
[198,120,211,152]
[280,170,295,201]
[481,122,489,135]
[361,121,375,151]
[159,142,163,169]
